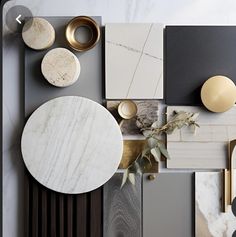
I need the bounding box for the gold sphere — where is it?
[201,75,236,113]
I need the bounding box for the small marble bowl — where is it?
[65,16,100,52]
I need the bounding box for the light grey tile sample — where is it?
[25,17,103,117]
[143,173,193,237]
[166,106,236,169]
[195,172,236,237]
[21,96,123,194]
[105,23,164,99]
[103,173,141,237]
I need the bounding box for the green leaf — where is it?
[143,155,152,164]
[132,161,142,175]
[158,144,170,160]
[148,137,158,148]
[151,121,159,129]
[121,169,129,188]
[191,113,199,121]
[143,130,152,138]
[150,147,161,162]
[142,148,150,157]
[128,173,136,185]
[195,123,200,128]
[172,111,189,121]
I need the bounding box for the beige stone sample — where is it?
[22,17,55,50]
[41,48,81,87]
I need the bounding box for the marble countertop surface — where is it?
[3,0,236,236]
[21,96,123,194]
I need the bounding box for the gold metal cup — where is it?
[65,16,100,52]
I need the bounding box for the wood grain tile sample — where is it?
[166,26,236,105]
[195,172,236,237]
[105,23,164,99]
[143,173,193,237]
[166,106,236,169]
[103,173,141,237]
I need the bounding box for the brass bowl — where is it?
[118,100,138,120]
[65,16,100,52]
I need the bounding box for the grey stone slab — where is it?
[143,173,194,237]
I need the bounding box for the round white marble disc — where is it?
[22,17,55,50]
[41,48,81,87]
[21,96,123,194]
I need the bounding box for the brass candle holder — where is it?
[65,16,100,52]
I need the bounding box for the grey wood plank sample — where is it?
[103,173,141,237]
[24,16,103,117]
[143,173,193,237]
[166,106,236,169]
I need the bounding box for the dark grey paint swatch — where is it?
[166,26,236,105]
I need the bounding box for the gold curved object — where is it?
[148,174,156,181]
[201,75,236,113]
[65,16,100,52]
[118,100,138,120]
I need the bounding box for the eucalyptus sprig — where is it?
[121,110,200,187]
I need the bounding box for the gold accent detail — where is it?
[65,16,100,52]
[118,100,138,120]
[148,174,156,180]
[120,140,146,169]
[119,140,159,173]
[222,139,236,212]
[201,75,236,113]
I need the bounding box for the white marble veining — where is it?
[41,48,81,87]
[195,172,236,237]
[3,1,236,236]
[105,23,163,99]
[21,96,123,194]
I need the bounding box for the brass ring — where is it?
[65,16,100,52]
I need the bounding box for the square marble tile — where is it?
[105,23,164,99]
[195,172,236,237]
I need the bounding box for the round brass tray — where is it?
[65,16,100,52]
